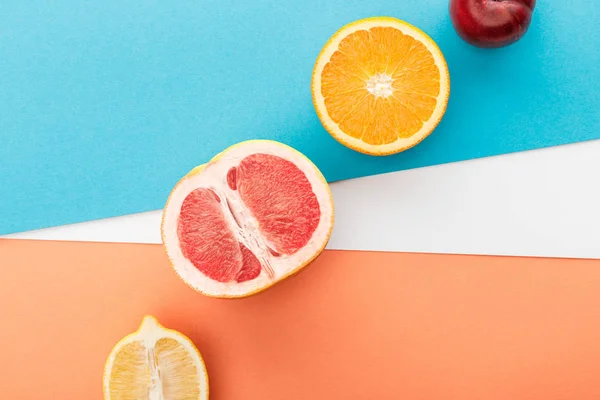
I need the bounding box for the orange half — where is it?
[312,17,450,155]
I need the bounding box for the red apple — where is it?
[449,0,536,48]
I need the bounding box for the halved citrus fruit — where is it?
[103,315,209,400]
[161,140,334,298]
[312,17,450,155]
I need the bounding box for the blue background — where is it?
[1,0,598,234]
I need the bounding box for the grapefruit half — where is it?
[161,140,334,298]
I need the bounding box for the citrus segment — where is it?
[108,341,149,400]
[178,188,243,283]
[236,243,263,283]
[161,140,334,298]
[236,153,321,255]
[103,316,208,400]
[312,17,450,155]
[154,338,203,400]
[177,186,263,283]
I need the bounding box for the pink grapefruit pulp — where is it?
[161,140,334,298]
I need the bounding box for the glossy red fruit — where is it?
[449,0,536,48]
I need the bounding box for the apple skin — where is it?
[449,0,536,48]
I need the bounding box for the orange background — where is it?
[1,239,600,399]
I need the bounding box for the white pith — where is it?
[211,184,276,279]
[366,73,394,98]
[103,316,208,400]
[312,18,450,154]
[162,140,334,297]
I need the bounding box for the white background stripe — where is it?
[4,140,600,259]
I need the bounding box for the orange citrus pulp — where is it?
[312,17,450,155]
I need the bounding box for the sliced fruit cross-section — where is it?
[103,315,209,400]
[312,17,450,155]
[161,140,334,298]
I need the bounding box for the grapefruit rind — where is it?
[311,16,450,156]
[161,140,334,298]
[102,315,209,400]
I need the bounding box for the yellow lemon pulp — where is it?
[103,316,209,400]
[312,17,450,155]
